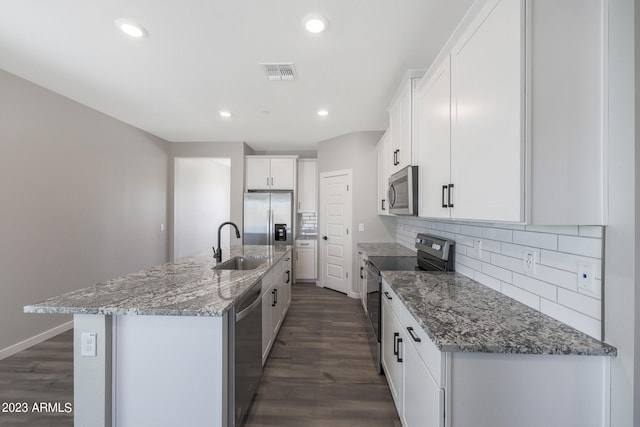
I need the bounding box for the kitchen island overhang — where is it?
[24,245,292,427]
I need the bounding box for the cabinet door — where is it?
[358,256,367,313]
[270,158,295,190]
[262,285,274,365]
[417,57,452,219]
[450,0,523,221]
[381,296,403,412]
[402,339,444,427]
[246,157,271,190]
[377,133,392,215]
[295,246,316,280]
[388,100,402,174]
[397,81,413,170]
[297,160,317,213]
[282,256,292,310]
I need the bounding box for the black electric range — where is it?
[365,233,455,374]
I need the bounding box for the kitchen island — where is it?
[24,245,292,427]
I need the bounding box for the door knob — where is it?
[322,236,328,240]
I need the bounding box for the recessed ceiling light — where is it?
[303,14,328,34]
[115,19,148,38]
[220,111,232,118]
[317,109,329,117]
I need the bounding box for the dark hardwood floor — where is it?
[245,284,400,427]
[0,329,73,426]
[0,284,399,426]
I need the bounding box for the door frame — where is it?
[318,169,356,298]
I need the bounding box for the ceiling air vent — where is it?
[260,63,297,81]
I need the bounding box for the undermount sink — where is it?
[213,256,267,271]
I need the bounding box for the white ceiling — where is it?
[0,0,473,151]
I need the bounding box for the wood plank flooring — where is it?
[0,329,73,426]
[245,284,401,427]
[0,284,399,426]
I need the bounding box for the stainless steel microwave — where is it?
[388,166,418,216]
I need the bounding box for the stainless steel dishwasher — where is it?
[229,280,263,427]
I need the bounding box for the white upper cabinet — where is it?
[387,72,423,175]
[450,0,523,222]
[415,0,606,224]
[417,57,452,219]
[377,132,394,216]
[246,156,296,191]
[297,159,317,213]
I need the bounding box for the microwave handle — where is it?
[388,184,397,208]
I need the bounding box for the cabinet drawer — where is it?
[381,280,404,315]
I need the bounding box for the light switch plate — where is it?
[578,261,596,293]
[358,223,365,232]
[81,332,97,357]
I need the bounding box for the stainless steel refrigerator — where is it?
[243,191,293,246]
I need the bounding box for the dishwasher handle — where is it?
[236,293,262,322]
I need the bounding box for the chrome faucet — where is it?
[213,221,241,262]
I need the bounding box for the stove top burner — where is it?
[367,256,420,272]
[367,234,455,273]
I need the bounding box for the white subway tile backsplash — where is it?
[557,289,601,320]
[558,235,602,258]
[460,225,483,237]
[512,273,558,301]
[513,230,558,250]
[482,227,513,242]
[491,253,526,274]
[533,265,578,292]
[502,283,541,311]
[540,300,601,339]
[396,217,604,339]
[579,226,603,238]
[481,262,513,283]
[501,242,540,260]
[525,225,579,236]
[473,271,501,292]
[457,254,482,271]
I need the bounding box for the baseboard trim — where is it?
[0,321,73,360]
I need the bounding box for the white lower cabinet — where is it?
[381,279,610,427]
[295,240,316,281]
[261,250,292,366]
[358,252,367,313]
[402,339,443,427]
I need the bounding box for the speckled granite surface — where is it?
[357,243,415,257]
[382,271,616,356]
[24,245,292,317]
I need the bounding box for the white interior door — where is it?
[319,170,352,296]
[174,158,230,259]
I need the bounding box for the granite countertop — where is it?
[357,242,416,257]
[24,245,292,318]
[382,271,616,356]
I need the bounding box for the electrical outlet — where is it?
[473,239,482,257]
[578,261,596,293]
[358,223,365,232]
[523,251,536,274]
[81,332,97,357]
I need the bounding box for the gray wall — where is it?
[317,131,397,294]
[169,142,252,260]
[0,69,169,353]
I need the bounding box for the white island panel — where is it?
[114,314,228,427]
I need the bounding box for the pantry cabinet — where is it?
[246,156,296,190]
[415,0,606,224]
[297,159,317,213]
